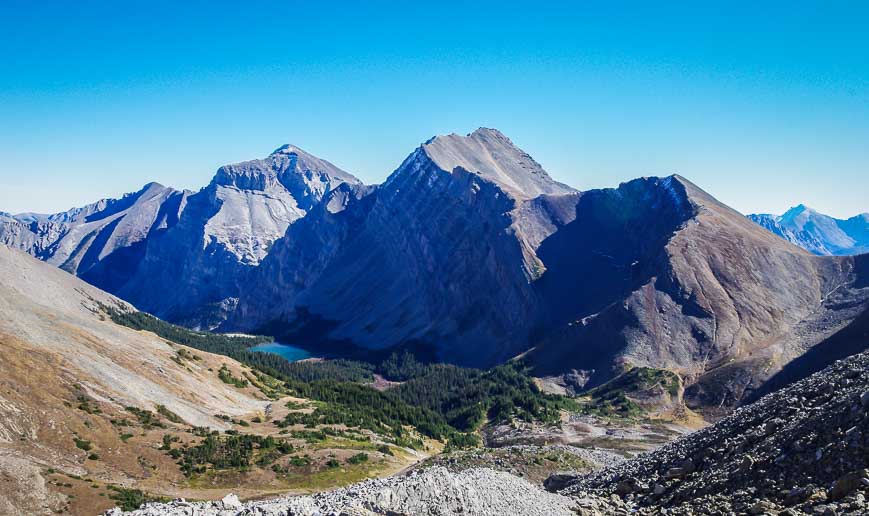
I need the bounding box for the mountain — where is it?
[228,130,869,410]
[0,146,361,329]
[0,182,189,293]
[0,246,267,515]
[227,128,579,366]
[116,144,361,327]
[4,129,869,413]
[749,205,869,255]
[527,177,869,411]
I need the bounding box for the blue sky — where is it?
[1,1,867,217]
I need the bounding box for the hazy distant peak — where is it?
[748,204,869,255]
[781,203,815,221]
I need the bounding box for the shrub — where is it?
[347,453,368,465]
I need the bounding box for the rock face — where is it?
[117,144,360,327]
[555,347,869,515]
[1,146,360,328]
[228,128,578,366]
[749,205,869,256]
[107,466,586,516]
[0,182,189,293]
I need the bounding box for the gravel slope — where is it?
[106,467,588,516]
[559,348,869,515]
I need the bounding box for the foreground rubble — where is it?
[558,349,869,515]
[106,467,605,516]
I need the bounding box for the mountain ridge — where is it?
[4,128,869,413]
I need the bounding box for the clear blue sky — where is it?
[1,1,867,217]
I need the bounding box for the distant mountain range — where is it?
[1,145,360,327]
[3,128,868,411]
[748,205,869,256]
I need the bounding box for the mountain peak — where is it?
[214,144,361,190]
[418,128,575,199]
[782,204,813,218]
[270,143,304,156]
[469,126,509,140]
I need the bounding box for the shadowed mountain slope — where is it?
[528,176,869,410]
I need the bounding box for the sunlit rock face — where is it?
[118,145,361,328]
[1,145,360,329]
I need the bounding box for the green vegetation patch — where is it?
[218,364,249,388]
[76,394,102,415]
[156,404,184,424]
[106,307,580,446]
[107,486,168,512]
[103,306,271,351]
[172,348,201,365]
[577,367,681,418]
[125,406,165,429]
[173,433,295,478]
[347,452,368,465]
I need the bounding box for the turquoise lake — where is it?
[250,342,312,362]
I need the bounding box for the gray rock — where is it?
[558,348,869,514]
[108,467,595,516]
